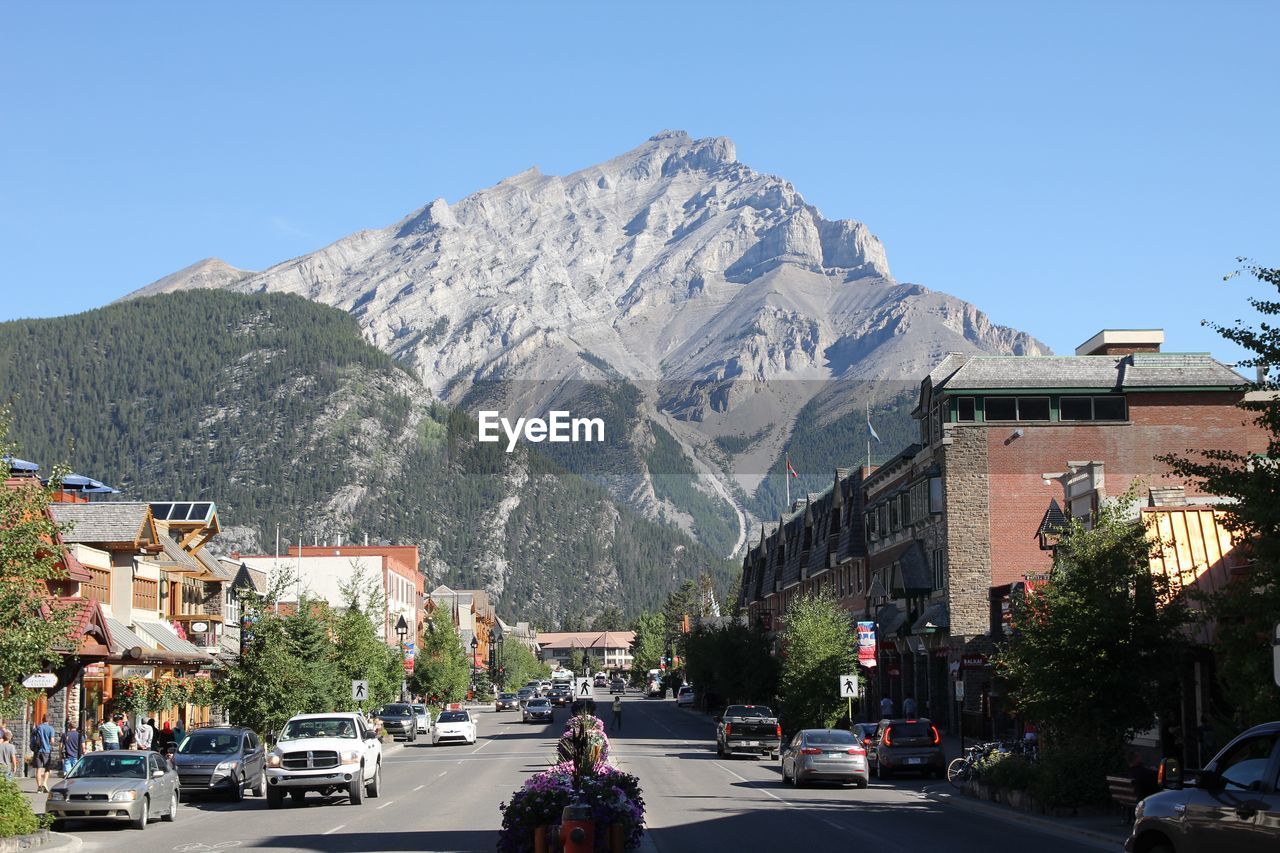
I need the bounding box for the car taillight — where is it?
[931,726,941,745]
[862,738,872,748]
[776,724,782,738]
[847,747,866,756]
[724,724,731,736]
[883,728,893,746]
[800,747,822,755]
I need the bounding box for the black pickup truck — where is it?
[716,705,781,759]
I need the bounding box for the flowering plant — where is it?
[498,715,644,852]
[557,713,610,767]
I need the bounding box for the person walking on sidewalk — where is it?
[0,732,18,780]
[30,715,55,793]
[880,696,894,719]
[612,696,623,732]
[61,722,82,777]
[903,695,917,718]
[98,715,122,750]
[134,717,154,751]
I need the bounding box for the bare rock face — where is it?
[131,131,1047,553]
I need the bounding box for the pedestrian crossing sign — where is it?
[574,677,592,697]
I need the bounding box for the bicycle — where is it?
[946,740,1006,788]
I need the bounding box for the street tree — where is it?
[0,413,76,717]
[333,564,403,708]
[996,492,1186,804]
[410,613,470,705]
[589,606,625,632]
[778,592,856,731]
[628,611,665,685]
[1162,261,1280,725]
[496,639,550,689]
[683,621,776,708]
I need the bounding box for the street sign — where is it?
[351,680,369,701]
[1273,623,1279,688]
[22,673,56,689]
[574,677,592,698]
[961,654,988,670]
[838,674,859,698]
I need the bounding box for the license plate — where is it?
[743,741,759,747]
[905,757,923,765]
[826,752,846,757]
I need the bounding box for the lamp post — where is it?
[395,614,409,702]
[490,623,504,689]
[470,634,479,693]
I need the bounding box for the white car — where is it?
[412,703,432,734]
[676,685,695,707]
[264,712,382,807]
[432,709,477,746]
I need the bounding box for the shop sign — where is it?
[22,673,57,689]
[84,663,106,677]
[856,621,877,668]
[189,621,209,634]
[961,654,988,670]
[118,666,154,679]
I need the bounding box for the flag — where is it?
[786,456,799,479]
[867,417,881,443]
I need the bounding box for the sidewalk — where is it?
[7,773,80,853]
[923,783,1129,849]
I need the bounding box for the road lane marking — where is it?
[322,825,345,835]
[412,784,424,791]
[377,800,395,809]
[470,739,491,753]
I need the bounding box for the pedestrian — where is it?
[1126,751,1158,800]
[157,721,173,749]
[612,695,623,732]
[879,695,894,719]
[30,714,55,793]
[0,717,10,743]
[903,695,917,718]
[134,716,154,751]
[98,715,122,751]
[61,722,82,777]
[0,732,17,780]
[119,716,134,749]
[172,718,185,745]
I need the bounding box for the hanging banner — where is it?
[856,621,877,668]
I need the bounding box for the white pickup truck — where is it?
[265,712,382,807]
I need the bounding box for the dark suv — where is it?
[172,726,266,800]
[873,718,945,779]
[377,703,418,742]
[1126,721,1280,853]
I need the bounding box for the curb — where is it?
[0,832,82,853]
[922,784,1128,848]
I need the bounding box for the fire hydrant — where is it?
[560,801,594,853]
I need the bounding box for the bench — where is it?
[1105,775,1140,823]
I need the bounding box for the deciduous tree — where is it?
[778,592,856,731]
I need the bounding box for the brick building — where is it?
[865,330,1264,736]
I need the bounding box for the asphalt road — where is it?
[60,691,1120,853]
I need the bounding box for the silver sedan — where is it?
[780,729,870,788]
[45,750,180,830]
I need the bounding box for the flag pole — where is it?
[785,453,791,510]
[866,400,871,470]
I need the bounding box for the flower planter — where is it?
[531,822,625,853]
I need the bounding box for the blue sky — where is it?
[2,1,1276,360]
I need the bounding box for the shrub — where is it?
[983,753,1039,792]
[498,761,645,853]
[0,774,38,838]
[1030,742,1119,808]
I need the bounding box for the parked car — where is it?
[873,718,945,779]
[264,712,382,807]
[1126,720,1280,853]
[676,685,695,707]
[781,729,869,788]
[610,678,627,695]
[376,703,418,742]
[412,704,432,734]
[594,674,608,687]
[171,726,266,800]
[46,750,179,831]
[432,709,477,745]
[523,698,555,723]
[716,705,782,759]
[495,692,520,711]
[852,723,880,769]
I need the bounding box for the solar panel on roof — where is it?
[192,503,212,519]
[150,503,172,520]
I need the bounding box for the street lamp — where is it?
[470,634,479,691]
[395,615,409,701]
[490,623,504,688]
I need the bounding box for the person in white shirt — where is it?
[134,717,154,751]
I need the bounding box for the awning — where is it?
[106,617,151,657]
[108,617,207,665]
[912,602,950,633]
[134,620,208,657]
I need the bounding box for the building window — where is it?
[928,477,944,514]
[133,577,159,611]
[1060,395,1127,421]
[899,493,911,526]
[932,549,945,590]
[889,500,899,531]
[956,397,976,422]
[984,396,1050,421]
[878,505,888,534]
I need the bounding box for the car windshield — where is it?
[805,730,856,745]
[528,700,549,707]
[437,711,469,723]
[412,705,426,714]
[177,732,241,755]
[69,753,147,779]
[887,721,933,739]
[499,693,516,700]
[380,704,412,717]
[725,705,773,718]
[279,717,357,740]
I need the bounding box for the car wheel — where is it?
[769,751,779,761]
[349,771,365,805]
[856,778,869,789]
[162,791,178,822]
[877,763,891,781]
[794,772,807,789]
[266,787,283,809]
[254,772,267,798]
[716,741,724,757]
[232,774,244,801]
[366,763,381,798]
[132,797,149,830]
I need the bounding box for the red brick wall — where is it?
[984,391,1264,587]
